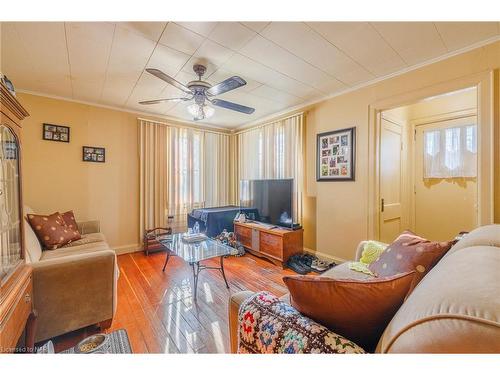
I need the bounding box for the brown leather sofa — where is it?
[229,224,500,353]
[24,207,118,343]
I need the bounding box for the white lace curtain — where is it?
[424,124,477,178]
[139,119,230,234]
[234,113,304,223]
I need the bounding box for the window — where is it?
[424,124,477,178]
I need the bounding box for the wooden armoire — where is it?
[0,82,36,353]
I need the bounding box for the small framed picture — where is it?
[316,127,355,181]
[83,146,105,163]
[42,123,70,143]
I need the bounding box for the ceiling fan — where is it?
[139,64,255,121]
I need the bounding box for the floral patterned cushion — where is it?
[238,291,365,354]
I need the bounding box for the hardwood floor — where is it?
[47,250,297,353]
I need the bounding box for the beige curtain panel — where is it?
[233,113,304,223]
[139,119,230,235]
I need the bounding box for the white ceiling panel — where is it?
[181,39,234,76]
[159,23,204,55]
[118,22,166,42]
[1,21,498,129]
[7,22,73,97]
[221,53,321,99]
[261,22,374,85]
[147,43,191,77]
[176,22,218,37]
[435,22,499,51]
[250,85,303,106]
[308,22,407,76]
[208,22,256,50]
[0,23,35,86]
[241,22,271,33]
[239,35,336,90]
[370,22,448,65]
[65,22,114,101]
[101,27,156,105]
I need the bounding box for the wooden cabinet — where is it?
[234,221,303,268]
[0,83,35,353]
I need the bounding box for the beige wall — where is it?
[19,93,141,252]
[304,41,500,261]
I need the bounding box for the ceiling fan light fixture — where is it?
[188,103,215,121]
[204,105,215,119]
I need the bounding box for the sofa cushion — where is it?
[24,218,42,263]
[283,271,415,352]
[40,233,110,260]
[27,212,81,249]
[446,224,500,257]
[377,244,500,353]
[369,230,453,290]
[61,232,105,248]
[322,261,375,281]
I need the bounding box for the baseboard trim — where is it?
[114,243,141,255]
[303,248,346,264]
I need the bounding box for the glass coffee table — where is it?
[157,233,233,299]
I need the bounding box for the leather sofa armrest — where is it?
[31,250,118,342]
[77,220,100,235]
[228,291,254,353]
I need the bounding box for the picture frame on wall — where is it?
[316,127,355,181]
[82,146,106,163]
[42,123,70,143]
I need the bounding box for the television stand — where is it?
[234,221,303,268]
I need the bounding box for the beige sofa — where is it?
[229,224,500,353]
[24,207,119,343]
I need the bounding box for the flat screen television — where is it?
[239,179,294,228]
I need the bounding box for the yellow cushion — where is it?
[349,241,387,276]
[360,241,386,264]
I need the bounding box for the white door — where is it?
[379,117,404,243]
[414,116,478,241]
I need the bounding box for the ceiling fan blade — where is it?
[139,97,191,105]
[206,76,247,96]
[210,99,255,114]
[146,68,192,94]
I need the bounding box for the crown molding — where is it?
[15,89,232,133]
[233,36,500,132]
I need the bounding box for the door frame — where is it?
[368,71,495,240]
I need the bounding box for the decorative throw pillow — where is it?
[238,291,365,354]
[27,212,81,250]
[349,240,387,275]
[283,271,415,352]
[368,230,453,289]
[360,241,387,264]
[61,210,81,234]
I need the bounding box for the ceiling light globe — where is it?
[204,105,215,119]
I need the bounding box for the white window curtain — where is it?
[235,113,304,223]
[204,132,231,208]
[424,124,477,178]
[139,120,230,234]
